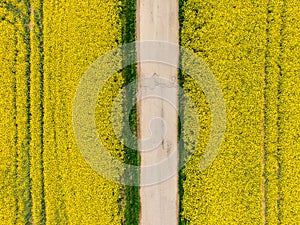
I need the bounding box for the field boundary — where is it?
[120,0,140,224]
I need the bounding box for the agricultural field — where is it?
[179,0,300,224]
[0,0,137,224]
[0,0,299,224]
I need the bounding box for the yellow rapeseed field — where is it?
[42,0,124,224]
[180,0,300,224]
[278,1,300,223]
[1,1,33,223]
[1,0,299,224]
[1,0,125,224]
[0,11,19,225]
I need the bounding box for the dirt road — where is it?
[136,0,179,224]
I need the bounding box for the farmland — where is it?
[0,0,299,224]
[1,0,132,224]
[179,0,300,224]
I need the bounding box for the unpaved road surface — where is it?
[136,0,179,225]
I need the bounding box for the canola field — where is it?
[0,0,130,224]
[179,0,300,224]
[0,0,299,224]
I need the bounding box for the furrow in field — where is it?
[29,0,46,223]
[263,0,284,224]
[17,0,33,222]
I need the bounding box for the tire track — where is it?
[29,0,47,223]
[277,0,287,222]
[23,0,34,222]
[263,0,286,223]
[4,1,34,223]
[262,59,267,225]
[12,16,20,225]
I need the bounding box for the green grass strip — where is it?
[120,0,140,224]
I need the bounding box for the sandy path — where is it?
[136,0,179,225]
